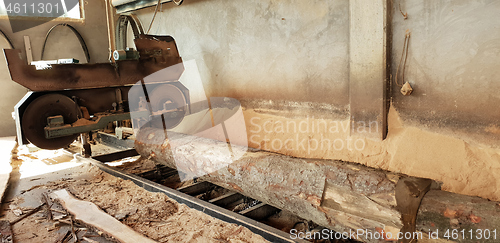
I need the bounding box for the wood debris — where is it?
[0,220,13,243]
[50,189,156,243]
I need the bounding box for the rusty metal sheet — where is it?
[4,35,184,92]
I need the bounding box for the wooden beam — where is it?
[23,36,33,64]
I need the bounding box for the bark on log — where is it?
[136,127,405,242]
[417,190,500,242]
[135,127,500,242]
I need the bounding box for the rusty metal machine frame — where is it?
[6,34,190,148]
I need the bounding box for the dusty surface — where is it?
[65,170,268,242]
[51,189,157,243]
[2,165,269,243]
[1,146,118,243]
[3,194,117,243]
[1,145,270,243]
[243,104,500,202]
[0,137,16,203]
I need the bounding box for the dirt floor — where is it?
[110,156,335,241]
[67,169,268,242]
[0,146,269,243]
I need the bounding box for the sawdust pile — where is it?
[63,170,268,243]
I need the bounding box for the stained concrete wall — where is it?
[391,0,500,148]
[134,0,350,109]
[132,0,500,147]
[0,0,110,136]
[130,0,500,201]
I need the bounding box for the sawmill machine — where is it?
[5,32,190,150]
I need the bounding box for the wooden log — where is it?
[135,127,406,242]
[136,127,500,242]
[417,190,500,242]
[50,189,155,243]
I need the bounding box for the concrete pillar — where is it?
[349,0,389,140]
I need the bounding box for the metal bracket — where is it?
[395,177,432,243]
[45,110,185,139]
[47,116,65,127]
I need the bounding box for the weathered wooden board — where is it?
[50,189,156,243]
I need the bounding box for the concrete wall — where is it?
[0,0,110,136]
[132,1,500,144]
[134,0,350,110]
[133,0,500,201]
[391,0,500,147]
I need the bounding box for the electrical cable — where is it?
[147,0,162,34]
[0,28,14,49]
[147,0,183,34]
[399,1,408,19]
[395,32,410,88]
[40,23,90,63]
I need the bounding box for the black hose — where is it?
[116,14,144,51]
[40,23,90,63]
[0,28,14,49]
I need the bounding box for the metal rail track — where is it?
[71,149,306,243]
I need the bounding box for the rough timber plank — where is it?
[50,189,156,243]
